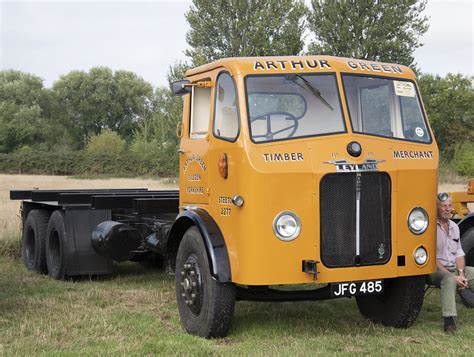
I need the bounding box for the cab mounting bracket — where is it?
[303,260,319,280]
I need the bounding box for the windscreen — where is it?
[245,74,345,143]
[342,75,431,143]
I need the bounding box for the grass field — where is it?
[1,258,473,355]
[1,174,473,354]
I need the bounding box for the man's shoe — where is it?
[443,317,456,333]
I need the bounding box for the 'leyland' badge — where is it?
[323,158,385,172]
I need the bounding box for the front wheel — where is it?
[175,226,236,338]
[356,275,425,328]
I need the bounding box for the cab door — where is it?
[207,71,241,221]
[179,81,213,205]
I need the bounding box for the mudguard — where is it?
[167,208,231,282]
[459,213,474,236]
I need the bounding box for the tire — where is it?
[21,209,50,273]
[461,227,474,267]
[356,275,425,328]
[45,210,68,280]
[458,288,474,308]
[175,226,236,338]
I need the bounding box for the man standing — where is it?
[427,193,474,333]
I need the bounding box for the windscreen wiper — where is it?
[287,74,334,111]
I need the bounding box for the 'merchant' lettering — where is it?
[393,150,434,159]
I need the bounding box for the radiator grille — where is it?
[320,172,391,267]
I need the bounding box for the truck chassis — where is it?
[11,188,178,277]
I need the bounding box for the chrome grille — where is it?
[320,172,391,267]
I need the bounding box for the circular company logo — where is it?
[415,127,424,137]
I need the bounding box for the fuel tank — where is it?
[91,221,142,262]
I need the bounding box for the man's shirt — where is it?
[436,219,465,267]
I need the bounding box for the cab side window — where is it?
[213,73,239,141]
[190,86,211,138]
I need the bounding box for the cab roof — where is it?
[185,55,416,80]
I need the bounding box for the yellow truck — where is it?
[449,178,474,265]
[12,56,443,338]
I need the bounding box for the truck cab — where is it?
[169,56,438,337]
[175,56,437,282]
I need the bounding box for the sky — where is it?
[1,0,473,88]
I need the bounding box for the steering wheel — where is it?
[250,111,299,141]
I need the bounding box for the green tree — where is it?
[40,88,78,150]
[131,63,186,175]
[85,129,125,157]
[418,74,474,160]
[307,0,429,67]
[166,61,190,86]
[83,129,128,174]
[452,141,474,177]
[0,70,48,153]
[52,67,154,147]
[185,0,306,65]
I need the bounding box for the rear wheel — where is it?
[356,275,425,328]
[21,210,50,273]
[462,227,474,267]
[46,210,68,280]
[175,226,236,338]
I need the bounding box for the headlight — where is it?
[408,207,429,234]
[414,246,428,265]
[273,211,301,241]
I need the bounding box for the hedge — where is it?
[0,148,178,177]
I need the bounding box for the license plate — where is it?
[330,280,384,297]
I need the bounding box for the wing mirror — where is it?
[171,80,192,96]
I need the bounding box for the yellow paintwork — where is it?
[178,56,438,285]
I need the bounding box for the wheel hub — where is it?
[183,278,192,291]
[179,257,202,315]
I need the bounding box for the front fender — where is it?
[167,209,231,282]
